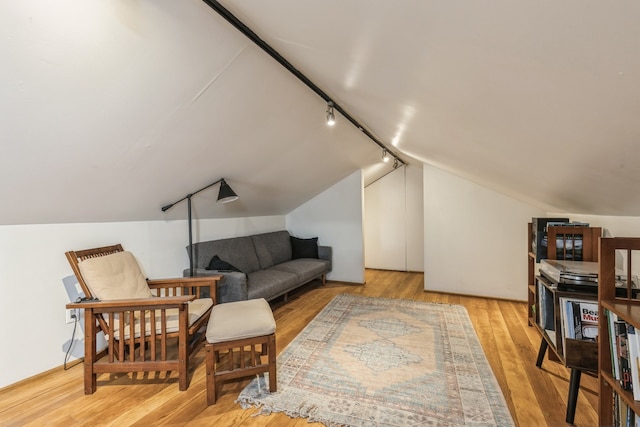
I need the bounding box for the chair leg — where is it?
[205,344,217,405]
[205,333,277,405]
[178,310,189,391]
[84,309,97,394]
[268,334,277,393]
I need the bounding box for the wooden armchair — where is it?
[65,244,221,394]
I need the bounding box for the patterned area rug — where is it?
[237,294,514,426]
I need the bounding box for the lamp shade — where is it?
[217,179,239,203]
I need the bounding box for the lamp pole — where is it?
[161,178,239,277]
[187,194,194,276]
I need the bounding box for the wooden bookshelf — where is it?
[598,237,640,426]
[527,223,601,326]
[528,222,602,424]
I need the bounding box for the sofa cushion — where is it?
[270,259,330,283]
[192,236,260,274]
[246,269,298,300]
[78,251,153,300]
[291,236,319,259]
[251,231,292,269]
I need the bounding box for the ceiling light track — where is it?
[201,0,405,168]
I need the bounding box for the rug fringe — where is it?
[237,395,348,427]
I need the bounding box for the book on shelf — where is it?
[605,309,640,396]
[614,393,639,427]
[617,320,633,391]
[627,324,640,400]
[538,282,555,331]
[608,310,620,381]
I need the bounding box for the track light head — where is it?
[326,101,336,126]
[382,149,390,163]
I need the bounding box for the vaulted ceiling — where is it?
[2,1,640,225]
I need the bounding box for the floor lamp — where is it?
[161,178,239,276]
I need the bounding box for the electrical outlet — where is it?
[65,308,77,324]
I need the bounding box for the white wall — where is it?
[0,215,285,389]
[423,164,546,300]
[405,166,425,272]
[287,171,365,284]
[364,165,424,271]
[365,168,406,270]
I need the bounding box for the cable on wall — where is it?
[201,0,406,167]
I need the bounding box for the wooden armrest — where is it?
[147,276,222,288]
[66,295,195,310]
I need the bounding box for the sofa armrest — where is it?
[318,245,332,271]
[184,268,249,303]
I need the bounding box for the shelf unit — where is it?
[527,222,602,424]
[533,276,598,368]
[527,223,602,326]
[598,237,640,426]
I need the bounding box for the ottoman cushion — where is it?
[206,298,275,343]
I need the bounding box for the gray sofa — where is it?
[185,230,332,303]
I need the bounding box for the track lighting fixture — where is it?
[326,101,336,126]
[382,149,390,163]
[205,2,405,169]
[393,158,399,169]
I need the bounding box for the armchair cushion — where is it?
[78,251,153,300]
[110,298,214,339]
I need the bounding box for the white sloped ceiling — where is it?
[2,0,640,226]
[217,0,640,216]
[0,0,398,225]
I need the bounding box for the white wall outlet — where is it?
[65,308,77,324]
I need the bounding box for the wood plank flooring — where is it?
[0,270,599,426]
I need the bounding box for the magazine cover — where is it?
[572,301,598,341]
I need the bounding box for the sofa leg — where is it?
[283,292,288,303]
[322,274,326,285]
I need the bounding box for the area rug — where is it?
[237,294,514,426]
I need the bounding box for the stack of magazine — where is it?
[559,297,598,341]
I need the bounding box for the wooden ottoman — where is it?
[205,298,277,404]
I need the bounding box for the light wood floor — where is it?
[0,270,598,426]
